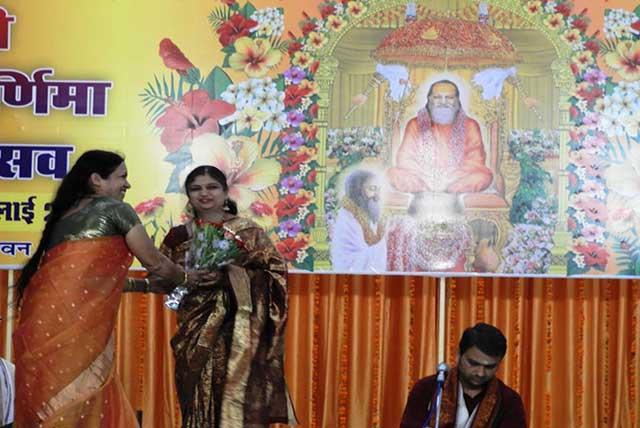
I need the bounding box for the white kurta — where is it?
[330,207,387,272]
[455,382,479,428]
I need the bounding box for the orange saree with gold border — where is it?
[14,236,138,428]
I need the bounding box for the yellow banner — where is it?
[2,0,640,277]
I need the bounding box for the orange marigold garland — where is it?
[370,275,383,427]
[602,280,612,426]
[311,274,320,428]
[544,278,553,427]
[448,277,458,365]
[407,276,416,386]
[629,280,640,424]
[137,292,149,401]
[338,279,351,428]
[576,279,585,427]
[476,276,485,321]
[511,277,522,392]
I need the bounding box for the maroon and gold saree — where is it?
[161,217,297,428]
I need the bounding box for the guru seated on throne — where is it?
[386,79,492,272]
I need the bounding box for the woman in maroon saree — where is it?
[158,165,297,428]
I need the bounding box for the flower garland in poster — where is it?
[140,0,322,269]
[501,130,558,274]
[523,0,640,275]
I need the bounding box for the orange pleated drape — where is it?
[2,272,640,428]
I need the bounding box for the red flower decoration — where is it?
[572,18,589,33]
[280,151,311,173]
[276,237,307,261]
[301,21,316,36]
[134,197,166,216]
[217,13,258,47]
[309,103,319,118]
[284,85,312,108]
[159,38,195,75]
[305,213,316,227]
[303,125,318,140]
[221,0,236,5]
[570,62,580,76]
[576,87,603,104]
[156,89,235,152]
[632,21,640,32]
[575,242,608,268]
[320,4,336,19]
[288,41,303,56]
[250,201,274,216]
[309,61,320,74]
[569,106,579,118]
[307,169,317,183]
[584,39,600,55]
[555,2,572,17]
[275,194,309,217]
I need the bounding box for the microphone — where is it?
[422,363,450,428]
[436,362,449,384]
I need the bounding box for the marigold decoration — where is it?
[372,18,520,68]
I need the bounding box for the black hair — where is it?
[184,165,238,215]
[344,169,375,202]
[16,150,125,302]
[459,322,507,359]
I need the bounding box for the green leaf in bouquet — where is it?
[203,66,233,100]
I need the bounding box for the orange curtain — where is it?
[3,272,640,427]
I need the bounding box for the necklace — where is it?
[194,218,225,228]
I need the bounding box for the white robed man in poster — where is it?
[330,169,387,272]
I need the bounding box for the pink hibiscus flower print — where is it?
[156,89,235,152]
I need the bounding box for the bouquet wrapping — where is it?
[165,221,245,310]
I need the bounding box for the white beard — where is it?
[430,106,458,125]
[366,198,381,223]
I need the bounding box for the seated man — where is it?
[387,79,493,196]
[401,323,526,428]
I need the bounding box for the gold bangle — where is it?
[178,270,188,286]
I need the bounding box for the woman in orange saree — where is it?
[13,150,192,428]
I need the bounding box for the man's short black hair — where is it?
[459,323,507,358]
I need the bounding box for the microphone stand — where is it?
[422,366,447,428]
[434,369,446,427]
